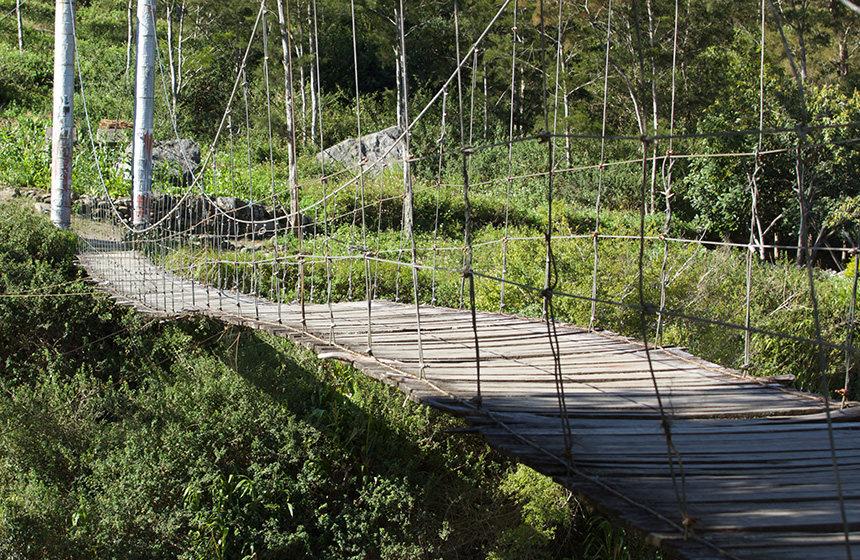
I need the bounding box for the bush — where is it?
[0,117,50,191]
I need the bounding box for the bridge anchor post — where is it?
[50,0,76,230]
[131,0,156,229]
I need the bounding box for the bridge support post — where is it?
[132,0,156,228]
[50,0,76,230]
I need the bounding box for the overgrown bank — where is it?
[0,201,661,559]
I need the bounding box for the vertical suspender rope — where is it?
[346,185,357,301]
[189,195,196,308]
[499,0,519,314]
[309,208,317,303]
[165,180,171,312]
[543,0,574,464]
[372,152,386,300]
[631,0,689,532]
[262,3,280,321]
[468,46,478,178]
[844,228,860,408]
[430,90,447,307]
[309,0,336,343]
[589,0,612,332]
[214,149,223,311]
[230,111,241,312]
[742,230,754,373]
[540,0,552,323]
[276,0,304,328]
[184,173,191,308]
[655,0,679,347]
[205,190,211,310]
[241,56,258,319]
[454,0,481,405]
[397,0,426,377]
[455,7,467,315]
[392,3,412,304]
[744,0,769,372]
[766,3,852,554]
[349,0,373,354]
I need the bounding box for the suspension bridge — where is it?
[75,235,860,560]
[42,0,860,557]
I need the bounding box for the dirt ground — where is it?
[0,187,47,204]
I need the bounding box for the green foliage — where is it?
[681,35,860,251]
[583,516,646,560]
[679,32,794,243]
[0,117,51,191]
[0,45,53,111]
[488,465,575,560]
[73,143,131,198]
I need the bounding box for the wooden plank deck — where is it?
[77,249,860,560]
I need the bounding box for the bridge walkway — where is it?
[77,248,860,560]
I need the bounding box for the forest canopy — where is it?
[4,0,860,250]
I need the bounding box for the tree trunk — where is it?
[177,6,186,104]
[394,46,402,129]
[777,0,810,82]
[560,54,571,167]
[309,0,318,146]
[125,0,133,72]
[16,0,23,52]
[51,0,76,230]
[296,1,307,143]
[837,30,850,77]
[647,0,659,215]
[483,53,488,141]
[165,1,188,114]
[795,155,808,266]
[797,17,809,82]
[396,3,413,237]
[276,0,300,236]
[166,2,177,112]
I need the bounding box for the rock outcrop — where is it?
[120,138,202,187]
[318,125,404,173]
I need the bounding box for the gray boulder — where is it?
[121,138,201,187]
[152,139,201,187]
[215,197,270,223]
[318,125,404,173]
